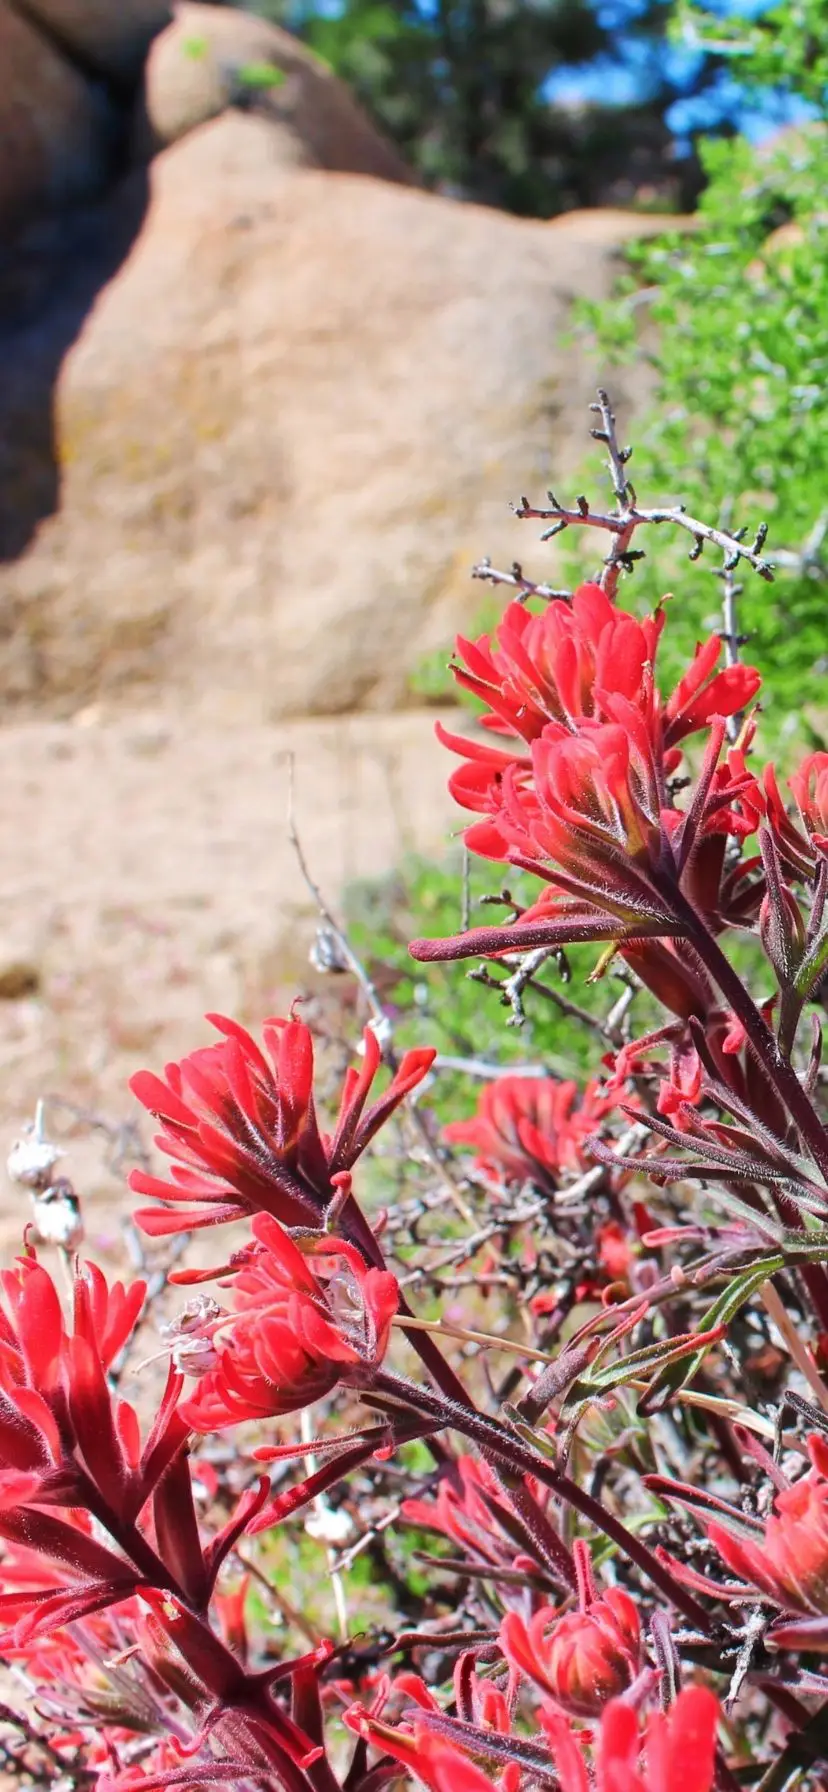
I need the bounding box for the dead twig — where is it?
[512,389,774,601]
[470,558,572,605]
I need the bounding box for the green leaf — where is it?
[642,1255,784,1413]
[571,1326,727,1401]
[236,60,287,89]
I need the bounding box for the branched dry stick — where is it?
[726,1604,768,1709]
[470,558,572,605]
[715,559,749,744]
[500,946,557,1026]
[468,388,774,618]
[468,958,619,1043]
[515,388,774,600]
[433,1053,547,1079]
[553,1123,650,1208]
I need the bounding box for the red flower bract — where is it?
[445,585,756,768]
[447,584,663,745]
[707,1433,828,1615]
[348,1714,505,1792]
[789,750,828,856]
[0,1251,155,1516]
[443,1074,616,1193]
[0,1253,193,1645]
[180,1212,400,1430]
[501,1583,642,1717]
[129,1013,436,1237]
[464,720,666,893]
[544,1686,719,1792]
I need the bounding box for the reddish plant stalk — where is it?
[370,1369,715,1635]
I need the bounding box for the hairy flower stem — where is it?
[371,1369,715,1634]
[81,1487,324,1792]
[487,1459,577,1590]
[666,884,828,1185]
[81,1480,190,1605]
[650,882,828,1333]
[339,1187,475,1412]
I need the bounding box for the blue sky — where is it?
[543,0,812,145]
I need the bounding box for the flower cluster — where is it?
[130,1012,435,1236]
[348,1676,719,1792]
[0,1014,434,1787]
[443,1073,617,1194]
[413,585,760,966]
[180,1213,399,1430]
[4,409,828,1791]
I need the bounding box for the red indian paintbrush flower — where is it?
[544,1686,719,1792]
[455,718,665,889]
[346,1666,526,1792]
[0,1251,267,1639]
[129,1013,436,1237]
[500,1545,642,1717]
[349,1673,719,1792]
[443,1073,617,1194]
[0,1251,200,1643]
[444,583,661,748]
[401,1451,572,1592]
[438,586,758,841]
[706,1433,828,1616]
[730,754,821,882]
[348,1716,513,1792]
[179,1211,399,1430]
[789,751,828,857]
[411,584,760,968]
[0,1249,158,1515]
[443,585,756,766]
[412,716,760,966]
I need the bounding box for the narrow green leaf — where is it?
[642,1255,784,1413]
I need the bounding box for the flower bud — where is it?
[501,1585,641,1718]
[759,881,806,989]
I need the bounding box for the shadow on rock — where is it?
[0,166,149,564]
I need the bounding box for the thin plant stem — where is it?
[371,1369,716,1634]
[391,1313,559,1364]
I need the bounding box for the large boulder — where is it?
[131,1,413,183]
[0,113,677,720]
[0,1,117,237]
[14,0,171,82]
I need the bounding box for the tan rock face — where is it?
[14,0,171,82]
[132,1,413,184]
[0,0,116,237]
[0,113,677,721]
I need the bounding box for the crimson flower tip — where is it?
[129,1012,437,1240]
